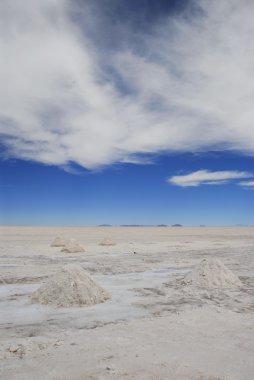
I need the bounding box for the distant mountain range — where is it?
[98,224,183,227]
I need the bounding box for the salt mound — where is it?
[183,258,242,289]
[31,264,110,307]
[99,237,116,246]
[61,239,85,253]
[51,237,66,247]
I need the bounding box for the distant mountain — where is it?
[98,224,112,227]
[171,224,183,227]
[120,224,145,227]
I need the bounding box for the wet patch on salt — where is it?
[0,267,185,331]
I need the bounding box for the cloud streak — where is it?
[168,170,253,187]
[0,0,254,169]
[238,180,254,189]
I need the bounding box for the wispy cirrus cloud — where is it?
[168,170,253,187]
[238,180,254,189]
[0,0,254,169]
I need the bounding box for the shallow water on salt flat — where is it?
[0,267,186,330]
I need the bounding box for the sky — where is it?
[0,0,253,226]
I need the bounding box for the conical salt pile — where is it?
[31,264,110,307]
[51,237,66,247]
[183,258,242,289]
[99,237,116,246]
[61,239,85,253]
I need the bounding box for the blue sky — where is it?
[1,152,253,226]
[0,0,254,226]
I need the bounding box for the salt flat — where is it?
[0,226,253,380]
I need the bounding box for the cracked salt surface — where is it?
[0,267,185,330]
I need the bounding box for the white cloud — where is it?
[168,170,253,187]
[238,180,254,189]
[0,0,254,169]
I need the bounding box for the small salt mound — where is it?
[99,237,116,246]
[183,258,242,289]
[31,264,110,307]
[51,237,66,247]
[61,239,85,253]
